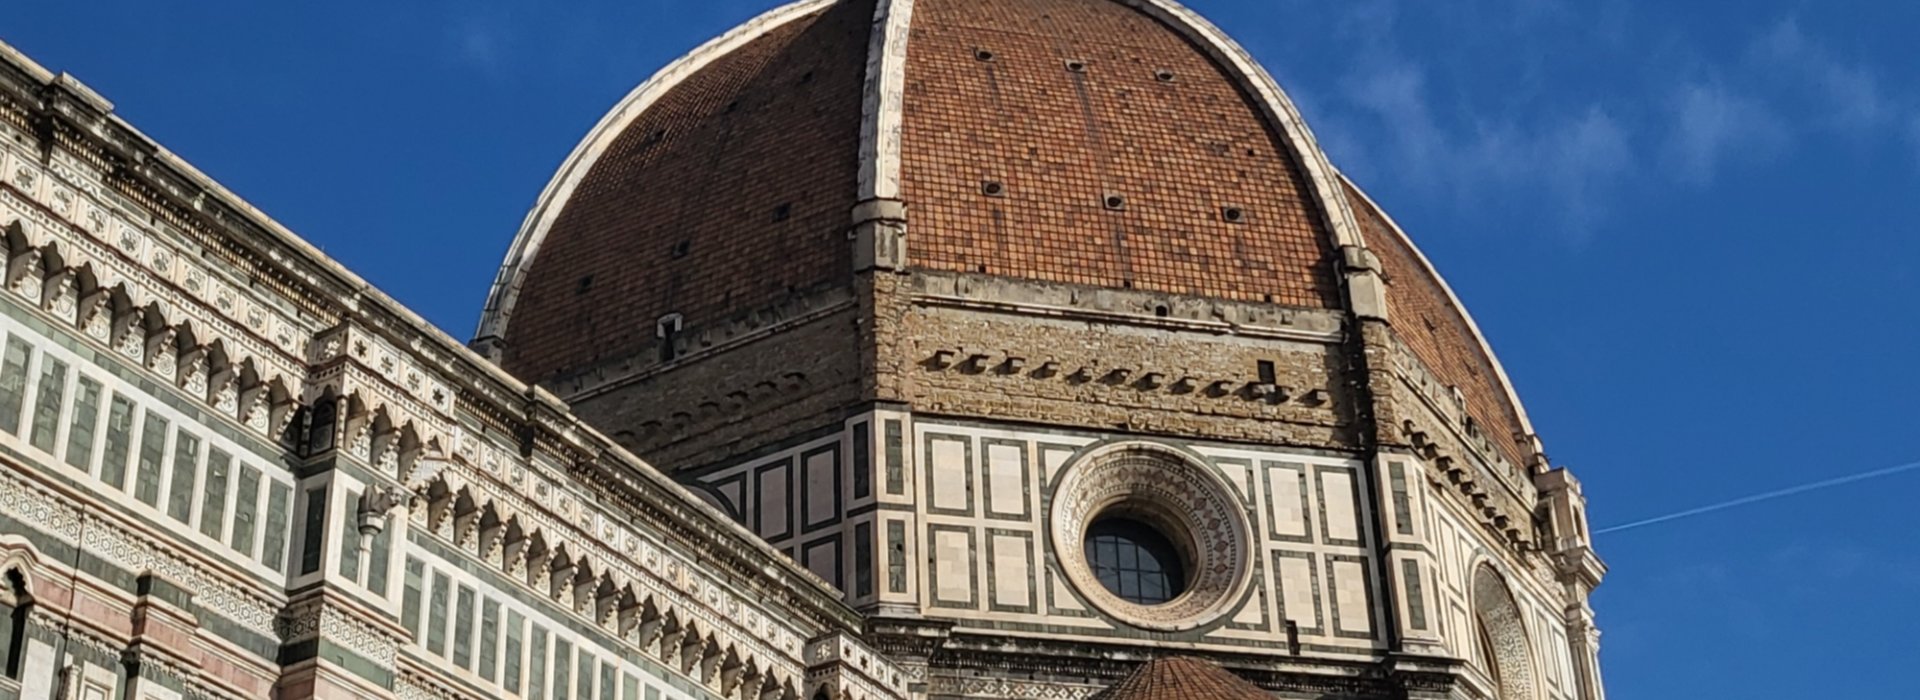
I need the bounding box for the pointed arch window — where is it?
[1,568,32,680]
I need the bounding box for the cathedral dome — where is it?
[476,0,1540,469]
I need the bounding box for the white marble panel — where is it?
[933,528,974,606]
[1331,558,1372,636]
[985,442,1025,517]
[990,533,1030,607]
[1321,469,1359,543]
[1276,555,1317,629]
[930,438,969,512]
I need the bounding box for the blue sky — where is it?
[7,1,1919,696]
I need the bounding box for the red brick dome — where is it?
[475,0,1538,468]
[1089,657,1271,700]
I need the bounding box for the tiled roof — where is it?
[503,0,873,381]
[1090,657,1272,700]
[501,0,1350,383]
[900,0,1341,307]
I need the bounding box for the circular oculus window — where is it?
[1051,442,1253,631]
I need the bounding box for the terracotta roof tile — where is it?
[503,0,873,381]
[1348,180,1530,468]
[1090,657,1272,700]
[900,0,1340,307]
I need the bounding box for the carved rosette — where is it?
[1048,441,1253,632]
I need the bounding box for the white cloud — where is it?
[1753,17,1894,132]
[1662,81,1789,186]
[1339,60,1631,233]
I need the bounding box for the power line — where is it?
[1593,460,1920,536]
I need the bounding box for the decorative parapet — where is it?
[805,632,912,700]
[0,34,910,700]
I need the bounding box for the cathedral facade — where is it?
[0,1,1605,699]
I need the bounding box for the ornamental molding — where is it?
[1048,441,1254,632]
[925,676,1100,700]
[0,467,281,640]
[0,143,311,390]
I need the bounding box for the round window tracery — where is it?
[1050,442,1252,631]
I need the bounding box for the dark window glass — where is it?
[62,377,102,471]
[553,639,573,700]
[98,395,136,490]
[198,448,230,540]
[528,626,548,700]
[232,465,262,555]
[261,482,292,572]
[27,356,66,453]
[132,413,169,506]
[165,432,201,524]
[0,337,31,434]
[427,570,450,656]
[337,488,363,582]
[1083,517,1187,605]
[401,557,425,639]
[366,522,392,596]
[479,598,500,681]
[504,611,525,694]
[576,651,593,699]
[306,399,336,455]
[453,585,476,668]
[298,487,328,575]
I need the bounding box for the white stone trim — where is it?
[1338,173,1540,440]
[474,0,835,349]
[857,0,916,202]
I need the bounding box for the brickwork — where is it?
[567,308,864,472]
[1348,180,1531,469]
[899,0,1340,308]
[896,274,1356,450]
[503,0,873,383]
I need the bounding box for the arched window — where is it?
[305,398,336,456]
[1,568,31,680]
[1083,517,1188,605]
[1471,565,1537,700]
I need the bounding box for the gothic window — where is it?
[131,412,169,506]
[0,337,31,434]
[505,610,526,694]
[298,487,328,575]
[1472,565,1539,700]
[26,356,66,453]
[402,557,425,639]
[98,395,135,490]
[197,448,230,541]
[576,650,593,699]
[1,569,30,680]
[453,584,476,669]
[306,399,337,455]
[553,638,574,700]
[479,598,501,681]
[165,432,201,524]
[1084,517,1188,605]
[261,482,292,572]
[427,570,450,656]
[231,466,262,555]
[62,377,102,471]
[529,626,549,700]
[366,522,392,597]
[337,488,364,582]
